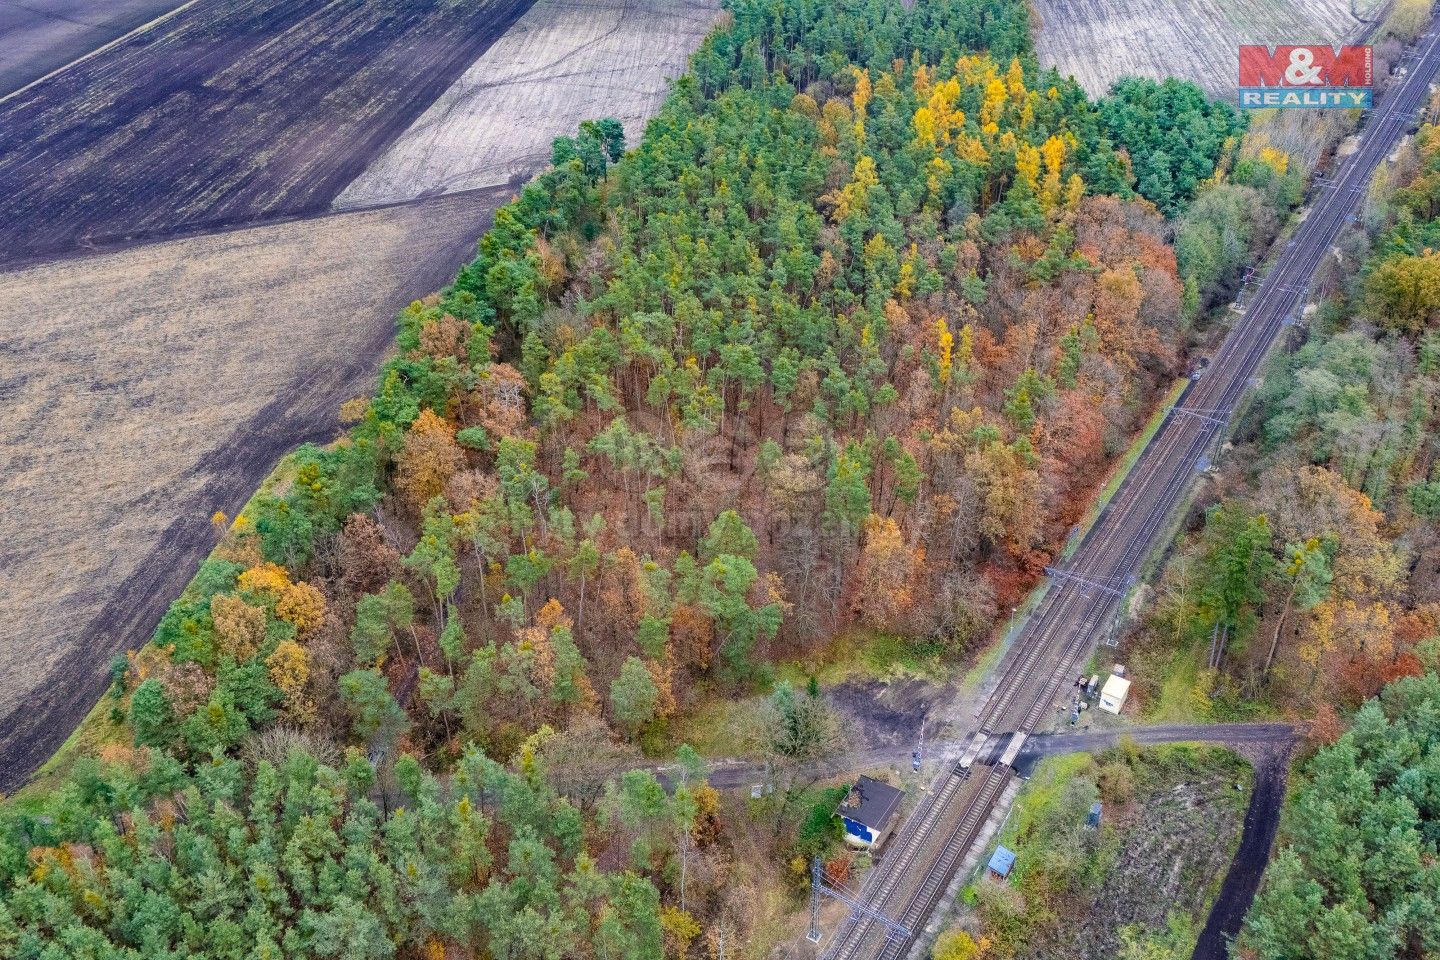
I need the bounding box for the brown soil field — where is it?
[1031,0,1386,98]
[337,0,722,208]
[0,0,533,265]
[0,0,187,97]
[0,187,512,794]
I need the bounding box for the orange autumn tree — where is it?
[396,408,464,511]
[856,514,922,629]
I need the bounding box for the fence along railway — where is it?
[815,17,1440,960]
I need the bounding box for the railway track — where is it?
[817,19,1440,960]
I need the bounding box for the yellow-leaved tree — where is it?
[277,581,326,638]
[396,408,465,510]
[266,639,313,722]
[211,594,267,661]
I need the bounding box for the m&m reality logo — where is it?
[1238,45,1373,109]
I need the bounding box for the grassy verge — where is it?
[657,631,954,757]
[995,751,1093,850]
[959,632,1010,692]
[960,581,1050,694]
[773,631,953,687]
[1062,378,1189,562]
[1141,641,1208,723]
[3,696,127,811]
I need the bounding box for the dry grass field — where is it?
[1031,0,1387,98]
[0,187,512,793]
[0,0,186,97]
[0,0,532,265]
[0,0,729,796]
[337,0,722,208]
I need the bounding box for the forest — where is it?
[1241,675,1440,959]
[0,0,1277,956]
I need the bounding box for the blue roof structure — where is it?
[987,845,1016,878]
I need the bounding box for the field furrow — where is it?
[0,0,188,97]
[0,0,533,265]
[337,0,722,207]
[1032,0,1385,98]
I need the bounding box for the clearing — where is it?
[963,744,1254,959]
[0,0,533,265]
[0,187,511,795]
[337,0,722,208]
[1032,0,1385,98]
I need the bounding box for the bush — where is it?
[796,786,848,859]
[933,928,983,960]
[1098,760,1135,804]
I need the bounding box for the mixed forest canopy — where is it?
[1,0,1254,956]
[1127,118,1440,728]
[1125,91,1440,960]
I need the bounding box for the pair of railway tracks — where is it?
[818,19,1440,960]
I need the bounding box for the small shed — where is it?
[987,845,1016,879]
[838,776,904,849]
[1098,674,1131,714]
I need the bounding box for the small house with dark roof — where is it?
[838,776,904,849]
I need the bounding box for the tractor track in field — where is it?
[0,0,537,266]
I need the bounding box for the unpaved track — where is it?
[1191,738,1296,960]
[0,187,512,794]
[0,0,534,265]
[682,721,1294,788]
[1004,722,1295,773]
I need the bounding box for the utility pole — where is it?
[807,857,912,945]
[808,857,823,943]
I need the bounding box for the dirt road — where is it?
[1002,722,1296,773]
[669,721,1294,790]
[1190,738,1296,960]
